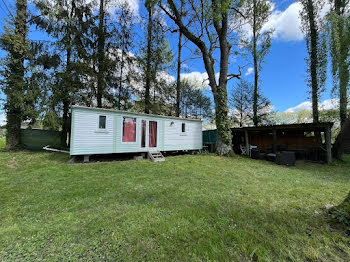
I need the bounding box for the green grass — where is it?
[0,152,349,261]
[0,136,5,149]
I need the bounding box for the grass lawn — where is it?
[0,151,349,261]
[0,136,5,149]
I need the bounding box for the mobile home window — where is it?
[99,115,106,129]
[182,123,186,133]
[122,117,136,142]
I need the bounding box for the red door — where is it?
[149,121,157,147]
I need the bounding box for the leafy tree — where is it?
[326,0,350,128]
[175,0,184,117]
[0,0,29,149]
[180,80,212,119]
[93,0,136,110]
[299,0,328,123]
[229,79,272,126]
[33,0,95,146]
[114,1,137,110]
[141,1,173,114]
[159,0,243,155]
[151,72,177,115]
[229,79,253,127]
[96,0,106,108]
[239,0,273,126]
[144,0,155,114]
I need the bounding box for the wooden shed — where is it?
[203,122,334,163]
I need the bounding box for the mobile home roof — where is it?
[72,106,203,122]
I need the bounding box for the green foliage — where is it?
[0,133,5,149]
[0,0,30,148]
[330,192,350,232]
[237,0,273,126]
[239,0,273,69]
[229,79,273,126]
[113,1,137,110]
[140,5,174,114]
[180,80,212,119]
[325,1,350,124]
[42,109,62,130]
[299,0,328,122]
[0,152,350,260]
[32,0,95,141]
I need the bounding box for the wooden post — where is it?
[272,130,277,153]
[325,126,332,164]
[245,130,249,156]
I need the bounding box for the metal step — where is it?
[148,151,165,162]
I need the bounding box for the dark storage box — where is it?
[258,152,266,160]
[266,153,277,162]
[251,149,260,159]
[276,151,296,166]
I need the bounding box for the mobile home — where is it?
[70,106,203,159]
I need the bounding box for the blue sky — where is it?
[0,0,337,125]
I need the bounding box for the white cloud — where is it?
[87,0,140,17]
[180,71,210,89]
[262,2,304,41]
[285,99,345,113]
[245,67,254,76]
[319,99,340,111]
[180,71,222,89]
[120,0,139,14]
[181,63,189,70]
[157,71,175,84]
[285,101,312,112]
[240,1,330,42]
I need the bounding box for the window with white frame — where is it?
[99,115,106,129]
[182,123,186,133]
[122,117,136,142]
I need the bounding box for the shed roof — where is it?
[72,105,203,122]
[230,122,334,132]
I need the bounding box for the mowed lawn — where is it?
[0,151,350,261]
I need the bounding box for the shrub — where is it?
[329,192,350,233]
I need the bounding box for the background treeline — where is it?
[0,0,212,148]
[0,0,349,154]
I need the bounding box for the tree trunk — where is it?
[163,0,233,155]
[61,101,70,148]
[215,13,233,155]
[61,47,71,148]
[334,0,349,129]
[176,30,182,117]
[118,50,124,110]
[5,0,28,149]
[6,111,22,149]
[61,0,75,148]
[339,54,348,128]
[253,0,259,126]
[213,86,232,155]
[144,6,153,114]
[307,0,319,123]
[175,1,183,117]
[97,0,105,108]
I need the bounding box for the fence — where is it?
[21,129,62,151]
[202,130,217,152]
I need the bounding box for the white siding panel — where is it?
[71,110,114,155]
[163,120,202,150]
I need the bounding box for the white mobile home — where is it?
[70,106,202,157]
